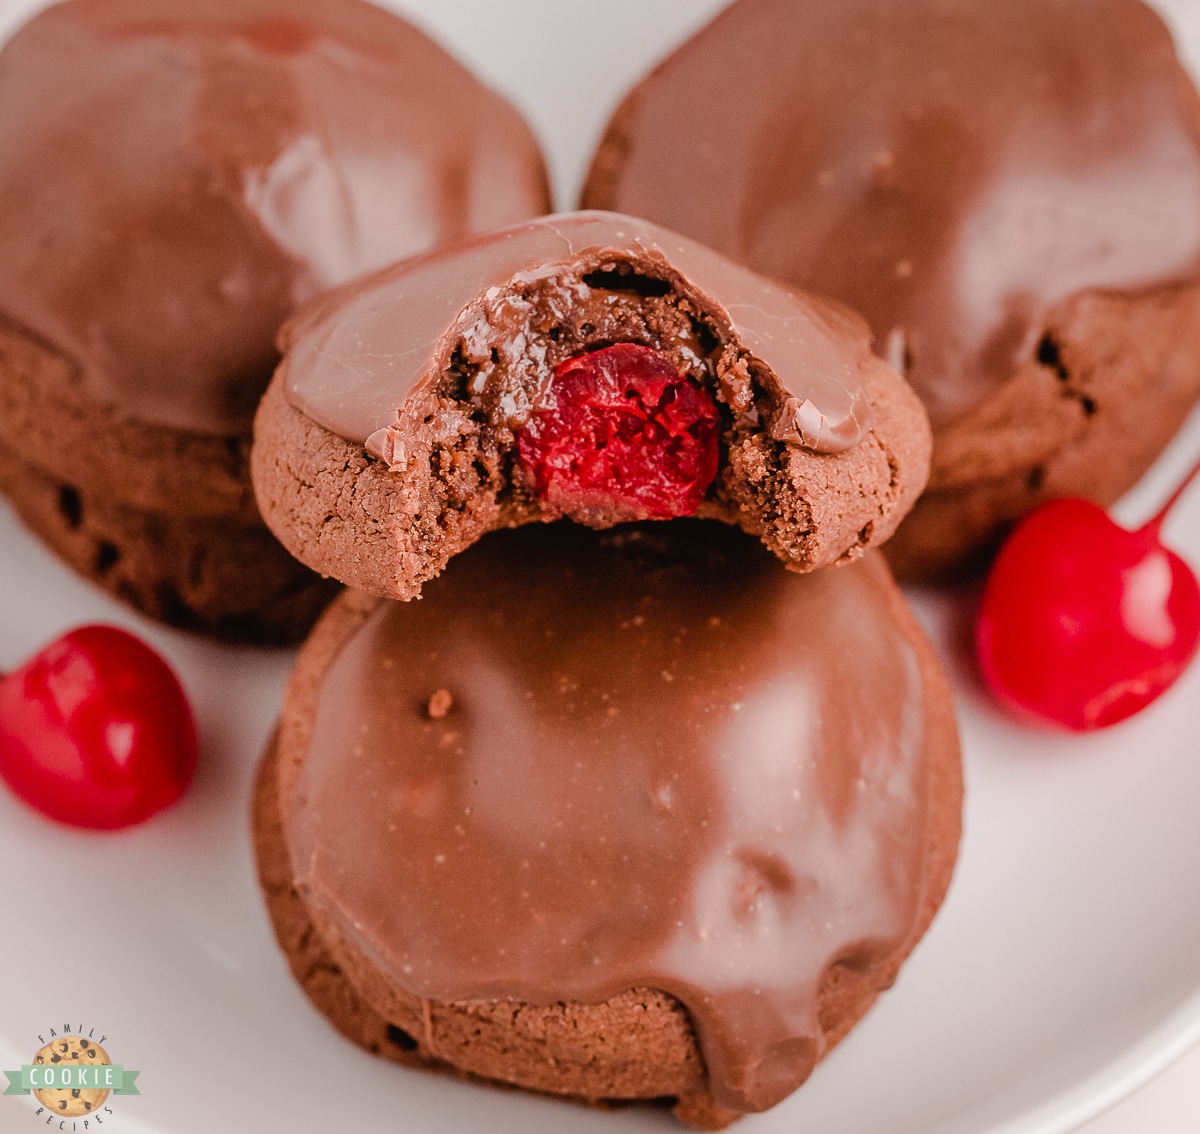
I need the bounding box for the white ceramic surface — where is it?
[1080,1040,1200,1134]
[1,2,1200,1132]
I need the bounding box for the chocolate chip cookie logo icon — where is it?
[4,1028,140,1124]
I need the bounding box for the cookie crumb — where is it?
[427,689,453,719]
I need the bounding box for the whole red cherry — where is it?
[0,625,197,829]
[977,460,1200,731]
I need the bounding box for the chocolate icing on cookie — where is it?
[583,0,1200,428]
[285,523,929,1114]
[281,211,874,455]
[0,0,550,434]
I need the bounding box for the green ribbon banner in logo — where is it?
[3,1064,140,1095]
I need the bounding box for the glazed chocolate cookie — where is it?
[582,0,1200,578]
[0,0,550,641]
[253,521,963,1127]
[252,211,930,600]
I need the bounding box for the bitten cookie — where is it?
[252,211,931,600]
[253,520,964,1128]
[0,0,550,642]
[581,0,1200,579]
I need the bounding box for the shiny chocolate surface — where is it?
[287,523,930,1113]
[0,0,549,433]
[282,210,876,456]
[586,0,1200,428]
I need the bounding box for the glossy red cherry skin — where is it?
[0,626,197,829]
[977,498,1200,731]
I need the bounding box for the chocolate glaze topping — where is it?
[287,523,929,1113]
[283,210,875,456]
[585,0,1200,428]
[0,0,550,434]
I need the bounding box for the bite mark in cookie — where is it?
[253,212,931,600]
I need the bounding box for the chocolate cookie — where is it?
[581,0,1200,578]
[252,212,930,600]
[253,521,963,1127]
[0,0,550,641]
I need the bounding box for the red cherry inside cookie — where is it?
[517,343,720,520]
[0,626,197,829]
[977,460,1200,731]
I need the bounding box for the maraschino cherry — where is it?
[0,625,197,829]
[517,343,720,520]
[977,457,1200,731]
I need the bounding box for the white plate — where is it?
[1,2,1200,1132]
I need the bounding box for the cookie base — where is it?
[0,439,337,644]
[0,318,337,644]
[885,283,1200,580]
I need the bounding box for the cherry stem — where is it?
[1140,453,1200,537]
